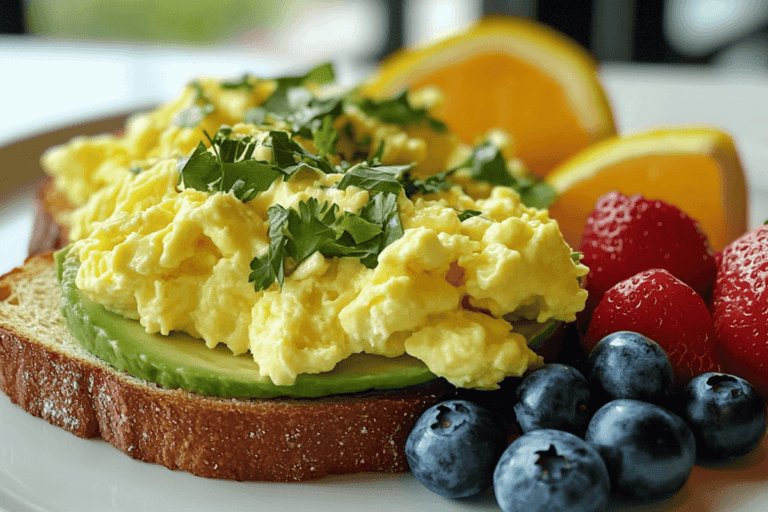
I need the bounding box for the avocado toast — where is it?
[1,65,587,481]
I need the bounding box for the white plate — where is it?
[1,117,767,512]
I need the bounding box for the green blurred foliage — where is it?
[26,0,300,43]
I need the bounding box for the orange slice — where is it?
[361,16,616,176]
[546,127,749,252]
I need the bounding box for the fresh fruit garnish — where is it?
[493,429,610,512]
[405,400,506,498]
[587,331,673,406]
[674,373,767,462]
[584,268,721,387]
[546,127,749,251]
[578,191,717,316]
[513,364,592,437]
[711,224,768,399]
[585,399,696,500]
[360,16,616,176]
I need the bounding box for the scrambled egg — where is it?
[47,71,588,390]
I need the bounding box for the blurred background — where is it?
[1,0,768,142]
[3,0,768,68]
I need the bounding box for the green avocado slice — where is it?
[56,249,560,398]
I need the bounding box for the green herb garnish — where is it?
[220,74,254,91]
[354,91,446,132]
[174,82,216,129]
[458,210,482,222]
[245,62,336,120]
[399,169,456,197]
[178,129,284,202]
[249,194,402,290]
[455,142,557,209]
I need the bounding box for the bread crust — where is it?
[0,254,453,481]
[29,178,71,256]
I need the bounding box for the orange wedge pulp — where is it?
[546,127,749,252]
[360,16,616,177]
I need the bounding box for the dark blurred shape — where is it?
[378,0,404,61]
[632,0,709,64]
[0,0,25,34]
[482,0,536,18]
[536,0,594,51]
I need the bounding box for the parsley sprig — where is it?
[354,91,446,132]
[174,82,215,129]
[453,142,557,209]
[249,193,403,290]
[178,129,284,202]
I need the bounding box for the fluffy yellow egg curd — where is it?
[44,66,588,390]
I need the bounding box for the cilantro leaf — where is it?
[455,142,558,209]
[399,169,456,197]
[283,94,345,138]
[248,193,403,291]
[517,181,558,210]
[255,62,337,118]
[355,91,446,132]
[220,74,254,91]
[357,192,403,267]
[267,130,337,175]
[249,205,290,289]
[463,142,515,187]
[174,82,215,128]
[178,131,283,201]
[458,209,482,222]
[336,163,410,195]
[311,115,339,157]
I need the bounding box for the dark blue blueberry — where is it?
[514,364,592,436]
[588,331,673,405]
[405,400,506,498]
[585,399,696,501]
[675,372,767,462]
[493,429,610,512]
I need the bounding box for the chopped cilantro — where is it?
[311,115,339,157]
[174,82,215,129]
[336,162,411,195]
[458,209,482,222]
[178,130,284,202]
[455,142,558,209]
[249,194,402,291]
[219,74,254,91]
[354,91,446,132]
[267,130,337,175]
[246,62,337,121]
[399,168,456,197]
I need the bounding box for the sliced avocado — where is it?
[56,249,560,398]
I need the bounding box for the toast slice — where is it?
[0,253,452,481]
[29,178,71,256]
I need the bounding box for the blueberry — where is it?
[585,399,696,501]
[588,331,673,405]
[674,372,767,462]
[514,364,592,436]
[405,400,506,498]
[493,429,610,512]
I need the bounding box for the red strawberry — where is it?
[579,191,717,317]
[584,268,720,388]
[711,224,768,399]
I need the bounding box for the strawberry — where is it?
[711,224,768,399]
[579,191,717,317]
[584,268,720,388]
